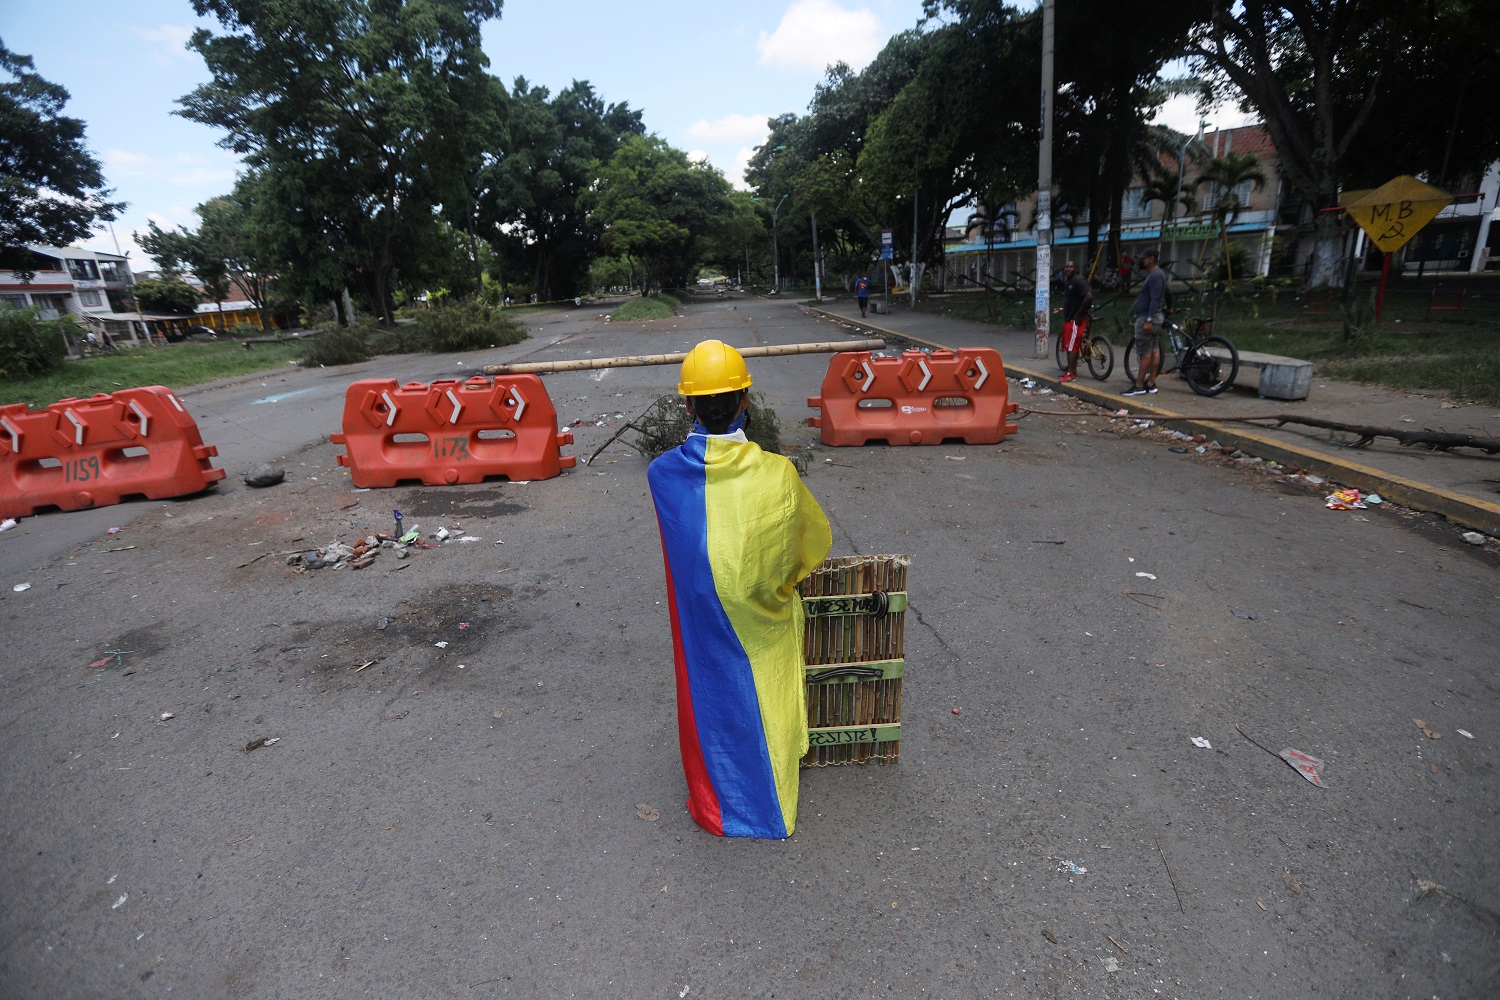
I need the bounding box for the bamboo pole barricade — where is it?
[798,554,909,766]
[482,340,887,376]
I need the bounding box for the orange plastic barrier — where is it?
[0,387,226,518]
[331,376,575,488]
[807,348,1020,446]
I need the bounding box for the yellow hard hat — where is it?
[677,339,752,396]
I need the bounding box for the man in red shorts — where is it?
[1058,259,1093,383]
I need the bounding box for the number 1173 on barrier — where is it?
[435,437,470,460]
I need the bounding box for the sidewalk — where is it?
[806,297,1500,536]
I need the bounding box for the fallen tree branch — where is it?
[1138,413,1500,455]
[1018,406,1500,455]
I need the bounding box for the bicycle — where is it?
[1123,314,1239,396]
[1053,311,1115,380]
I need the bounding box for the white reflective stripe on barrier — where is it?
[128,400,150,438]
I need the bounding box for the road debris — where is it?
[1042,929,1057,943]
[1135,571,1157,580]
[1279,748,1326,785]
[635,803,661,821]
[1413,719,1441,739]
[12,582,32,592]
[244,736,280,752]
[1412,873,1500,926]
[1461,532,1486,546]
[1155,837,1185,913]
[1236,724,1326,786]
[285,523,476,572]
[1458,729,1474,739]
[0,518,17,532]
[1191,737,1212,749]
[1232,609,1259,620]
[1325,488,1366,510]
[244,463,285,488]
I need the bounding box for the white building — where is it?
[0,245,164,346]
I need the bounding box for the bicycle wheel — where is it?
[1182,336,1239,396]
[1054,332,1067,372]
[1086,336,1114,380]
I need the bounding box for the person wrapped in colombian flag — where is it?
[648,340,832,838]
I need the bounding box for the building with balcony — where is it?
[941,125,1499,291]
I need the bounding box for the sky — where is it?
[1,0,1224,269]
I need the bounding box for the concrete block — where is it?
[1257,360,1313,401]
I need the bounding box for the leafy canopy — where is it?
[0,41,125,263]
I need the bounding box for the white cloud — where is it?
[758,0,883,73]
[133,24,197,62]
[106,149,151,168]
[686,149,710,164]
[686,113,772,144]
[730,146,758,190]
[1149,94,1255,136]
[167,167,239,187]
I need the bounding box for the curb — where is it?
[805,305,1500,537]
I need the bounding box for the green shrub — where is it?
[299,321,375,366]
[413,299,527,352]
[611,297,676,322]
[0,308,69,380]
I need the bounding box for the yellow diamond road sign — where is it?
[1343,176,1452,253]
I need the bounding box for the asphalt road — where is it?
[1,296,1496,999]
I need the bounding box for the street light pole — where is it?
[1169,121,1207,270]
[772,193,789,292]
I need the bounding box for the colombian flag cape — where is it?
[648,427,832,838]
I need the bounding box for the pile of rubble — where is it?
[286,525,480,571]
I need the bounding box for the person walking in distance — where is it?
[855,275,871,318]
[1125,248,1167,396]
[1058,259,1093,383]
[647,340,833,839]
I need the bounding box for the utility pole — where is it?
[910,156,920,307]
[810,210,822,300]
[1034,0,1055,359]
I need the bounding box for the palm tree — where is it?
[1140,162,1197,251]
[1194,151,1268,282]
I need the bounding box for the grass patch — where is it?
[611,297,677,322]
[0,339,304,408]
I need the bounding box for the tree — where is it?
[585,136,734,295]
[0,42,125,272]
[132,276,202,315]
[475,79,644,300]
[138,217,232,316]
[1183,1,1499,288]
[179,0,504,324]
[1192,150,1267,282]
